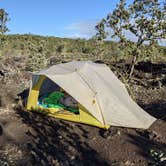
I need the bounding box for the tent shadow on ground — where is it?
[139,100,166,122]
[127,133,166,165]
[15,106,109,166]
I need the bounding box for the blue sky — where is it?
[0,0,121,38]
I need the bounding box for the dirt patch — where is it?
[0,60,166,165]
[3,105,163,166]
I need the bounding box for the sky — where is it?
[0,0,121,38]
[0,0,165,45]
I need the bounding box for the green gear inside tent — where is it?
[38,91,79,114]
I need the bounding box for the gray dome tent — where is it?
[27,61,156,129]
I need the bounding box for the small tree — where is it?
[96,0,166,78]
[0,9,9,34]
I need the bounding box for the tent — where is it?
[27,61,156,129]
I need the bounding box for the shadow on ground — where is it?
[15,106,109,166]
[127,132,166,165]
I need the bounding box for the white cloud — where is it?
[64,20,99,39]
[64,20,138,41]
[64,20,166,46]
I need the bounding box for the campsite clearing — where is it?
[0,59,166,165]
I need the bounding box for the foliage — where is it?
[0,153,16,166]
[150,149,166,165]
[0,34,165,71]
[26,52,47,71]
[96,0,166,77]
[0,9,10,34]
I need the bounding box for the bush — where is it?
[26,53,47,71]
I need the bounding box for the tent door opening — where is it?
[37,76,80,115]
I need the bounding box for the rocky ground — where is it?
[0,55,166,166]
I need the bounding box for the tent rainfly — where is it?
[27,61,156,129]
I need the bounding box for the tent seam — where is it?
[75,70,106,125]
